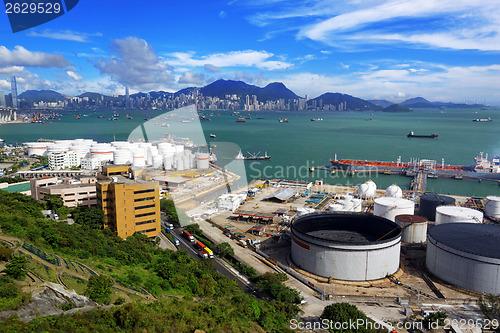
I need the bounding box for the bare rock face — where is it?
[0,282,98,322]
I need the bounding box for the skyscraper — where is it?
[0,91,5,107]
[10,76,18,108]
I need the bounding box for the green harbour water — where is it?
[1,107,500,197]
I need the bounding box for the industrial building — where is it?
[30,176,97,207]
[97,165,160,239]
[291,212,401,281]
[426,223,500,295]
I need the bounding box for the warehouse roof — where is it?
[266,188,296,202]
[233,210,276,219]
[428,223,500,259]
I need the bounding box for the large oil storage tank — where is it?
[374,197,415,222]
[291,212,401,281]
[395,214,427,244]
[196,152,210,169]
[435,206,483,225]
[426,223,500,295]
[26,142,50,156]
[419,193,455,221]
[485,196,500,220]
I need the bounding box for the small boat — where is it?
[98,114,105,118]
[473,117,492,122]
[126,114,133,119]
[407,131,438,139]
[181,120,192,123]
[76,114,80,119]
[310,118,323,121]
[365,118,373,121]
[236,117,246,123]
[210,134,216,138]
[0,138,4,142]
[279,118,288,123]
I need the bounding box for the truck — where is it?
[174,238,180,246]
[182,230,195,243]
[195,240,207,251]
[238,239,247,248]
[198,250,209,259]
[204,247,214,258]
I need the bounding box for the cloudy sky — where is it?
[1,0,499,104]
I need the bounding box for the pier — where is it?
[410,171,427,193]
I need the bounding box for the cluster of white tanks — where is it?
[25,139,210,170]
[328,195,362,213]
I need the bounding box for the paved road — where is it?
[166,227,255,294]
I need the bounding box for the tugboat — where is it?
[473,117,492,122]
[310,118,323,121]
[407,131,438,139]
[279,118,288,123]
[236,117,246,123]
[210,134,216,138]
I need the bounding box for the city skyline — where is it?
[0,1,500,105]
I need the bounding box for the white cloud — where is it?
[27,29,102,42]
[246,0,500,51]
[178,72,206,85]
[166,50,293,71]
[67,70,82,81]
[0,45,71,67]
[275,63,500,104]
[204,64,221,73]
[94,37,175,91]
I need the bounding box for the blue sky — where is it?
[1,0,500,104]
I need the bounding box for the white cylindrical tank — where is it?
[385,184,403,198]
[395,214,428,244]
[113,149,132,165]
[174,145,184,153]
[47,143,68,154]
[152,155,163,169]
[132,149,146,168]
[197,152,210,169]
[26,142,49,156]
[435,206,483,225]
[163,154,174,170]
[91,144,114,162]
[485,196,500,220]
[72,147,91,160]
[374,197,415,222]
[175,157,184,171]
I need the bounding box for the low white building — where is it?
[80,156,101,170]
[48,151,79,170]
[217,194,242,212]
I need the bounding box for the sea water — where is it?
[1,107,499,197]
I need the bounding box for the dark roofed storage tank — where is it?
[419,193,455,221]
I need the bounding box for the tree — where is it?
[160,199,190,225]
[0,244,13,261]
[84,275,114,305]
[72,206,105,229]
[185,223,203,237]
[44,194,64,211]
[321,303,386,333]
[2,255,28,280]
[215,242,234,258]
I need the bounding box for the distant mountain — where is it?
[368,99,394,108]
[400,97,433,108]
[19,90,67,104]
[383,104,412,112]
[401,96,486,108]
[199,79,300,102]
[310,93,380,110]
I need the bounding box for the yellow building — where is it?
[97,166,160,239]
